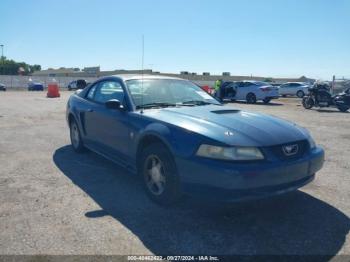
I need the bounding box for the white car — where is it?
[278,82,310,98]
[222,81,279,104]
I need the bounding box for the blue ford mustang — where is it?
[66,75,324,205]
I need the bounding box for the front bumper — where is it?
[175,146,324,202]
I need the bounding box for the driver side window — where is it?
[88,81,125,104]
[237,82,244,88]
[228,82,237,88]
[87,84,97,100]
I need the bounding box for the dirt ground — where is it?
[0,91,349,257]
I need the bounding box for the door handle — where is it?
[85,109,93,112]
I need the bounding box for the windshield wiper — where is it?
[181,100,218,106]
[136,102,177,109]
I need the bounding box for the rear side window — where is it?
[253,82,268,86]
[238,82,250,87]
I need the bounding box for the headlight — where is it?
[299,126,316,149]
[196,144,264,161]
[307,136,316,149]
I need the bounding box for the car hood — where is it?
[142,105,309,147]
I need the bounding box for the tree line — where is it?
[0,57,41,75]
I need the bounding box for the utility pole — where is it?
[0,44,3,75]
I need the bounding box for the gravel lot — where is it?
[0,91,349,257]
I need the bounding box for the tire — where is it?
[69,118,85,153]
[337,105,349,112]
[246,93,257,104]
[263,98,271,104]
[139,142,181,205]
[297,90,305,98]
[302,97,314,109]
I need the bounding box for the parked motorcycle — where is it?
[302,83,350,112]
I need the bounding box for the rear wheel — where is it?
[296,90,305,98]
[140,143,181,205]
[69,118,85,153]
[246,93,257,104]
[263,98,271,104]
[337,105,349,112]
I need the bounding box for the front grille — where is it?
[267,140,310,160]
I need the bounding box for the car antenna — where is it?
[140,35,145,114]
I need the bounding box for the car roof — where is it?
[77,74,187,98]
[110,74,184,81]
[238,80,265,83]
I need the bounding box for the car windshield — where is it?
[126,79,220,108]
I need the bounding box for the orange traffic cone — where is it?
[47,82,60,98]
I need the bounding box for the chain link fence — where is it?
[0,75,98,90]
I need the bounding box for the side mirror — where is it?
[105,99,122,110]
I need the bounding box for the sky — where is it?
[0,0,349,79]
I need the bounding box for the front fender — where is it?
[136,123,176,154]
[135,121,218,159]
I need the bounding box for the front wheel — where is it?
[302,97,314,109]
[140,143,181,205]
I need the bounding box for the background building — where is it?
[31,67,315,86]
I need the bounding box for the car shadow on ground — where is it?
[315,109,349,113]
[53,145,350,257]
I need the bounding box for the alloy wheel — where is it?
[297,90,304,98]
[70,122,80,149]
[144,155,166,195]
